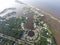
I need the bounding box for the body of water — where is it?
[20,0,60,19]
[0,0,60,19]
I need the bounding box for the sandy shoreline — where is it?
[38,9,60,45]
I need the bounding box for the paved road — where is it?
[0,33,26,44]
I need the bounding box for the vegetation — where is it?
[0,17,26,39]
[34,15,56,45]
[0,37,20,45]
[0,15,56,45]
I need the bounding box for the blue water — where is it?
[0,0,60,19]
[20,0,60,12]
[20,0,60,19]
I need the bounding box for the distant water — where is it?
[0,0,60,19]
[20,0,60,19]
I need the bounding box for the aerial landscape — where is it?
[0,0,60,45]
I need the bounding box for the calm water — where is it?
[20,0,60,19]
[0,0,60,19]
